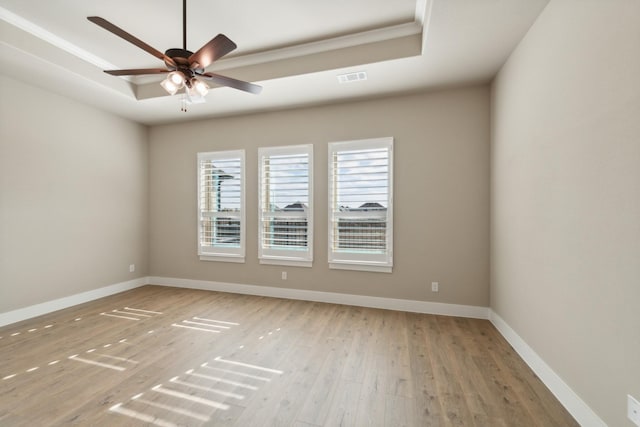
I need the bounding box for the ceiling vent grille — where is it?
[337,71,367,84]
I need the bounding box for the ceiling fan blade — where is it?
[189,34,237,69]
[87,16,176,68]
[201,72,262,94]
[105,68,169,76]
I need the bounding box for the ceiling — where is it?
[0,0,549,126]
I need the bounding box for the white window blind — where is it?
[328,137,393,272]
[258,145,313,267]
[197,150,245,262]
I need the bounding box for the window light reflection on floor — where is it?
[132,396,210,421]
[169,376,245,400]
[109,403,178,427]
[151,384,230,410]
[107,355,284,424]
[185,370,259,390]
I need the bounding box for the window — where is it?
[258,144,313,267]
[197,150,245,262]
[328,137,393,272]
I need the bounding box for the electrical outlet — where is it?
[129,264,135,273]
[629,395,640,426]
[281,271,287,280]
[431,282,439,292]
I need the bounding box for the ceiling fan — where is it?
[87,0,262,107]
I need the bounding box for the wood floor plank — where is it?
[323,380,361,427]
[385,317,414,398]
[295,340,350,425]
[0,285,579,427]
[355,350,390,426]
[405,314,443,424]
[384,394,417,427]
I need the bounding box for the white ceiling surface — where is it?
[0,0,549,125]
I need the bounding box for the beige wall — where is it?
[0,75,149,312]
[149,86,490,307]
[491,1,640,426]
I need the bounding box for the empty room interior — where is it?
[1,0,638,426]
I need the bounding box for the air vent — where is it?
[337,71,367,84]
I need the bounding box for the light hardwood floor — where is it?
[0,285,578,427]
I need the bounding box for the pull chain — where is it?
[181,93,187,112]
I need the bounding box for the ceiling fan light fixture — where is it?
[192,78,209,97]
[160,71,186,95]
[160,77,180,95]
[168,71,186,87]
[186,83,207,105]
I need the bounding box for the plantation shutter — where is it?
[197,150,245,262]
[328,137,393,272]
[259,145,313,266]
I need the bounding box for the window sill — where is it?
[200,255,245,263]
[329,262,392,273]
[260,258,312,268]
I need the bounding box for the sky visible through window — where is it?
[335,148,389,210]
[263,153,309,211]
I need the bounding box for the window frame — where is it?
[328,137,393,273]
[197,149,246,263]
[258,144,313,267]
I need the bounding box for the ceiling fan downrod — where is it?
[182,0,187,50]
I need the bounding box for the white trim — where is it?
[489,310,607,427]
[0,277,147,327]
[149,276,488,319]
[0,6,117,71]
[0,275,488,327]
[414,0,429,25]
[199,255,245,263]
[209,22,421,72]
[418,0,435,55]
[329,262,392,273]
[259,258,312,268]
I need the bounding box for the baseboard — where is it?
[0,275,488,327]
[488,310,607,427]
[148,276,490,319]
[0,277,148,327]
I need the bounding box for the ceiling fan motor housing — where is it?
[165,48,204,75]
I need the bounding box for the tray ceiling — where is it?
[0,0,549,125]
